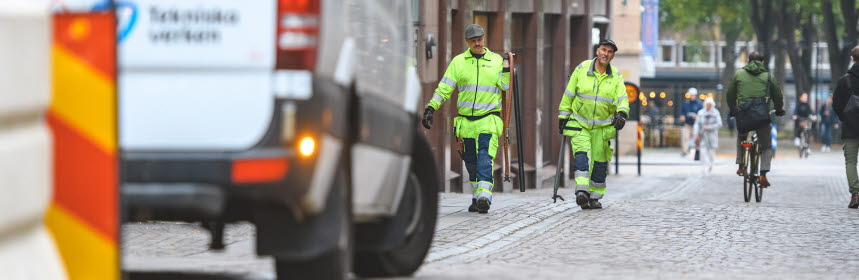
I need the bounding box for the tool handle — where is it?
[501,52,515,183]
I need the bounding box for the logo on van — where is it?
[92,0,138,43]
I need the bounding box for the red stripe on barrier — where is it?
[47,112,117,242]
[52,12,115,81]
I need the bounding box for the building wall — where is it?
[610,0,642,156]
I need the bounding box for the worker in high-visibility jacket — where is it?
[557,39,630,210]
[421,24,510,214]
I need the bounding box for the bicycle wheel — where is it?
[753,147,763,202]
[743,148,752,202]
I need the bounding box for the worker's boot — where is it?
[575,191,591,210]
[849,194,859,209]
[476,197,491,214]
[589,199,602,209]
[468,198,478,212]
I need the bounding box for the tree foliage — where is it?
[663,0,858,99]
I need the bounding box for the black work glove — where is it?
[729,108,737,118]
[775,109,786,116]
[422,107,434,129]
[558,119,566,134]
[612,112,628,130]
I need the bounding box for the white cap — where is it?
[704,97,715,107]
[688,87,698,95]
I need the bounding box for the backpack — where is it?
[843,74,859,117]
[735,73,772,133]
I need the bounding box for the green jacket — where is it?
[427,48,510,117]
[726,60,784,118]
[557,59,630,130]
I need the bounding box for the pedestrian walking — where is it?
[726,51,786,187]
[832,46,859,208]
[693,97,722,174]
[819,96,839,152]
[680,88,703,157]
[421,24,510,214]
[557,39,630,210]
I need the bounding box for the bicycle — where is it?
[797,116,815,158]
[739,132,764,202]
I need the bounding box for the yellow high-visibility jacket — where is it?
[558,58,630,130]
[427,48,510,117]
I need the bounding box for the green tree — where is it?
[822,0,858,91]
[661,0,751,88]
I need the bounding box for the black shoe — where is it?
[476,197,491,214]
[589,199,602,209]
[576,192,591,210]
[850,194,859,209]
[468,198,478,212]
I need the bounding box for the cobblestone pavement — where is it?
[124,146,859,279]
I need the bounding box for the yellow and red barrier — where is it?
[45,10,119,279]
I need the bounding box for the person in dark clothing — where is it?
[819,96,840,152]
[793,92,814,145]
[680,88,703,157]
[833,46,859,208]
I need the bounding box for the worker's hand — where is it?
[422,106,434,129]
[558,119,566,134]
[729,108,737,117]
[612,112,627,130]
[835,123,841,129]
[776,110,786,117]
[502,52,514,68]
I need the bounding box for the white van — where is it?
[118,0,438,278]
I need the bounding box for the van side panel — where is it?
[118,0,277,151]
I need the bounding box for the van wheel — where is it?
[275,169,352,280]
[353,161,438,277]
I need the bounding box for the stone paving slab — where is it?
[123,150,856,279]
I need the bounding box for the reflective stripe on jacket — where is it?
[557,59,630,129]
[427,48,510,117]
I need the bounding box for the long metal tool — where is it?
[502,52,515,182]
[552,136,568,202]
[512,66,526,192]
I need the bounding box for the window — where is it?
[656,40,676,67]
[681,45,711,63]
[661,45,673,62]
[735,43,748,67]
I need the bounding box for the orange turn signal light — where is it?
[299,136,315,157]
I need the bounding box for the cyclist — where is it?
[726,51,786,187]
[793,92,814,150]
